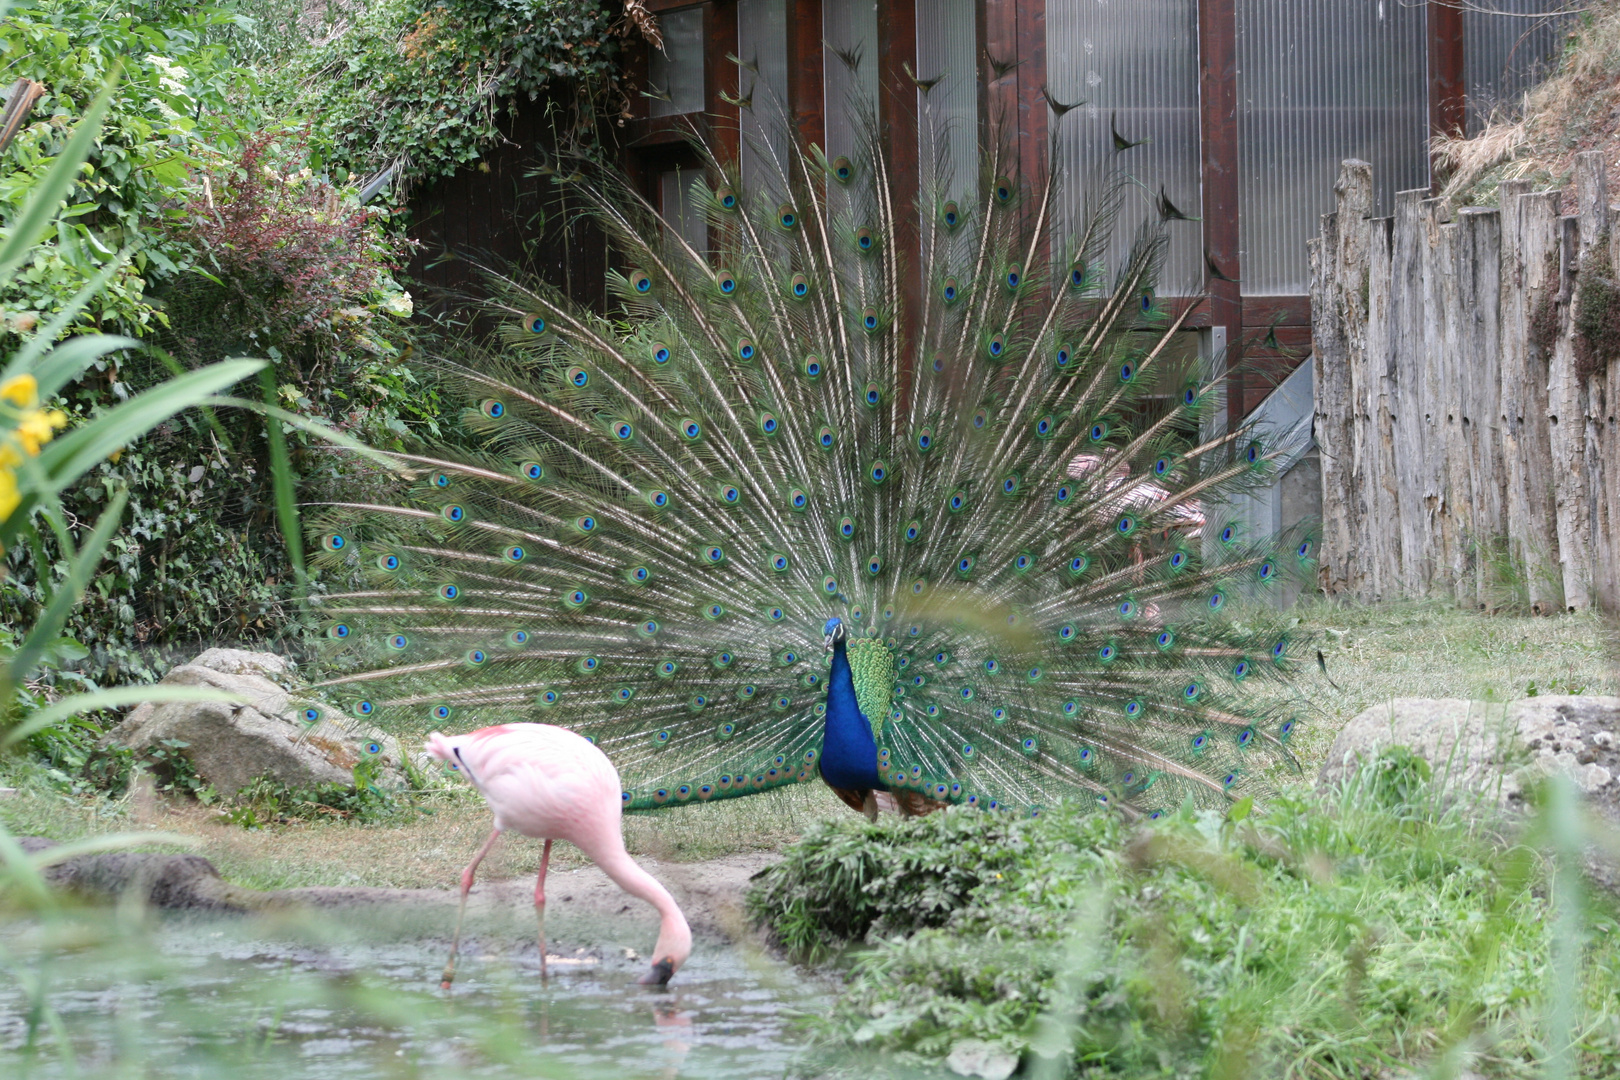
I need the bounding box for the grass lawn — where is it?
[1,601,1614,891]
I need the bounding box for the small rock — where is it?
[946,1040,1019,1080]
[1596,731,1616,748]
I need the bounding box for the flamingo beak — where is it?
[638,957,676,986]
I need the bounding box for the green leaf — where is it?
[8,488,128,680]
[1227,796,1253,823]
[2,685,245,747]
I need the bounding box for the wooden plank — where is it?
[1509,189,1563,614]
[1575,153,1610,612]
[1600,208,1620,613]
[1549,213,1592,611]
[1418,198,1456,597]
[1391,189,1430,594]
[1364,215,1401,600]
[1435,217,1472,605]
[1198,0,1243,436]
[1312,160,1372,598]
[1457,207,1505,607]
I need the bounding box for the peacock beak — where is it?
[638,957,677,986]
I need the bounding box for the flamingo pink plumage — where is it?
[426,722,693,987]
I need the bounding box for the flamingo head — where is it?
[424,731,458,766]
[637,929,693,987]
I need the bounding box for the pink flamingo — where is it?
[426,723,693,988]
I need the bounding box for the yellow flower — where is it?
[14,409,66,457]
[0,466,19,522]
[0,374,38,409]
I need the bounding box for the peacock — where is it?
[305,58,1315,823]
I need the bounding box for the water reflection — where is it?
[0,909,829,1079]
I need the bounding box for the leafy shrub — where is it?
[218,756,420,828]
[754,759,1620,1078]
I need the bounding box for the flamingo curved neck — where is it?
[595,848,692,971]
[820,638,886,792]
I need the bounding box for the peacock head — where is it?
[823,616,846,649]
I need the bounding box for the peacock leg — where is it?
[440,827,502,990]
[535,838,553,982]
[861,790,879,822]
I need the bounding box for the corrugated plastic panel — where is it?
[1236,0,1429,296]
[1047,0,1204,296]
[916,0,979,214]
[738,0,790,198]
[1465,2,1569,133]
[650,8,705,117]
[822,0,879,167]
[660,167,708,255]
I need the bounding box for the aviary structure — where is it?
[309,61,1314,821]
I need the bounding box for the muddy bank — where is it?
[16,837,778,939]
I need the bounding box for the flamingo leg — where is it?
[440,827,502,990]
[535,838,553,982]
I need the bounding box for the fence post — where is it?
[1434,214,1471,606]
[1313,160,1373,597]
[1364,212,1401,599]
[1392,190,1433,593]
[1602,209,1620,612]
[1457,206,1504,608]
[1501,186,1564,613]
[1550,207,1592,612]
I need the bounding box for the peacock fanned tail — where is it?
[306,58,1316,819]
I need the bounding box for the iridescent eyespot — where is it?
[767,607,785,621]
[629,270,652,293]
[790,273,810,298]
[716,185,738,209]
[1184,682,1202,700]
[564,589,588,607]
[387,634,408,650]
[903,519,922,541]
[704,546,725,563]
[1221,525,1237,544]
[1233,660,1250,680]
[863,381,882,406]
[790,489,808,510]
[777,204,798,229]
[1271,639,1288,660]
[1116,515,1136,535]
[941,200,960,228]
[365,741,381,755]
[355,700,374,716]
[868,461,888,483]
[861,310,880,333]
[377,554,400,571]
[681,418,702,439]
[818,426,836,448]
[867,556,882,575]
[1070,265,1086,289]
[647,490,670,509]
[983,659,999,674]
[612,421,634,440]
[822,576,839,595]
[1098,644,1116,662]
[957,555,975,575]
[855,227,875,252]
[770,554,789,571]
[1118,600,1136,618]
[522,461,544,481]
[509,630,530,645]
[832,156,854,183]
[575,516,596,533]
[1208,591,1225,610]
[432,705,451,720]
[1063,701,1079,716]
[1004,263,1022,291]
[948,490,967,512]
[629,566,651,583]
[1184,384,1200,405]
[931,351,946,373]
[1021,737,1038,755]
[526,314,547,334]
[719,484,741,504]
[480,398,505,419]
[659,661,679,676]
[1279,718,1296,741]
[466,649,487,666]
[717,270,738,294]
[971,409,988,430]
[539,690,559,705]
[1089,422,1108,442]
[1258,562,1276,580]
[1000,474,1019,495]
[1169,551,1187,570]
[1068,554,1089,575]
[438,584,460,600]
[736,337,755,360]
[639,619,659,636]
[916,427,934,451]
[838,517,855,539]
[1119,362,1135,382]
[942,277,960,304]
[1124,700,1142,716]
[993,176,1013,203]
[986,333,1005,360]
[1157,631,1175,650]
[802,355,822,378]
[650,342,671,364]
[442,505,465,523]
[327,623,351,639]
[1246,440,1263,464]
[1057,624,1075,641]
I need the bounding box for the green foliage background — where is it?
[0,0,623,696]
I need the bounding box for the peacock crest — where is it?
[307,55,1314,820]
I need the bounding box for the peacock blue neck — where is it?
[820,637,887,792]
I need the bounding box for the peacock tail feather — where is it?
[305,56,1315,819]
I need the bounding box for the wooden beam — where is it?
[1428,0,1466,152]
[785,0,824,153]
[705,1,740,165]
[878,0,921,406]
[1198,0,1242,431]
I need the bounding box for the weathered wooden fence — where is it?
[1309,153,1620,613]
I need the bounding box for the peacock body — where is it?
[308,62,1314,821]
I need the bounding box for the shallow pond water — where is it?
[0,904,833,1079]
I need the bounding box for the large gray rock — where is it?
[102,648,410,796]
[1319,695,1620,815]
